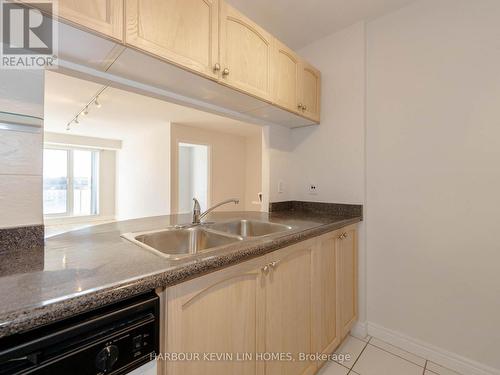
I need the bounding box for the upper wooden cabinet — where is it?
[272,39,301,114]
[54,0,321,124]
[219,3,273,102]
[337,226,358,338]
[125,0,220,79]
[299,61,321,122]
[58,0,123,40]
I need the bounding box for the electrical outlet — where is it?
[309,184,318,195]
[278,180,285,194]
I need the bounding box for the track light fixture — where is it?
[66,86,108,131]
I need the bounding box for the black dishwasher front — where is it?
[0,292,159,375]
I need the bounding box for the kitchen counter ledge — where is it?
[0,209,361,339]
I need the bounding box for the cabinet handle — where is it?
[213,63,221,73]
[270,261,280,269]
[222,68,230,76]
[262,265,269,273]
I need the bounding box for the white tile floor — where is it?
[317,335,463,375]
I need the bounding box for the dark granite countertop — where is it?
[0,207,361,339]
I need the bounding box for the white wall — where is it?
[170,124,261,213]
[262,24,368,326]
[99,150,116,218]
[117,123,171,220]
[262,23,366,207]
[177,143,209,212]
[291,23,368,328]
[268,2,500,371]
[366,0,500,371]
[292,23,366,204]
[0,70,44,228]
[245,135,262,211]
[262,124,294,204]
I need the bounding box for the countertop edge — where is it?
[0,216,361,339]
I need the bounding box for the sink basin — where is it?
[122,227,241,259]
[208,219,292,238]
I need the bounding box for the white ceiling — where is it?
[43,71,262,140]
[226,0,416,49]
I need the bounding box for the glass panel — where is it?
[43,149,68,215]
[178,143,209,213]
[73,150,94,216]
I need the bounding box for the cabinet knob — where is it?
[213,63,221,73]
[270,261,280,269]
[298,103,303,110]
[302,104,307,111]
[222,68,230,76]
[262,265,269,273]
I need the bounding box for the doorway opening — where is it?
[177,142,210,213]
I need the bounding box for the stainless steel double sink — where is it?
[122,219,292,260]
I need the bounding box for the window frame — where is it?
[43,145,100,219]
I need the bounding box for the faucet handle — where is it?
[192,198,201,224]
[193,198,201,212]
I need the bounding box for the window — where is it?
[43,148,99,217]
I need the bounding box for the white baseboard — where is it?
[351,321,368,339]
[367,322,500,375]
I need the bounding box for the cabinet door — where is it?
[299,61,321,122]
[265,242,316,375]
[58,0,123,40]
[338,226,358,338]
[165,257,266,375]
[126,0,219,79]
[220,3,273,101]
[312,232,341,366]
[272,39,300,113]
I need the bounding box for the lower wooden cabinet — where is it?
[163,225,357,375]
[265,242,316,375]
[312,232,341,367]
[338,226,358,338]
[164,256,266,375]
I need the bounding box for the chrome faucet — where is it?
[192,198,239,224]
